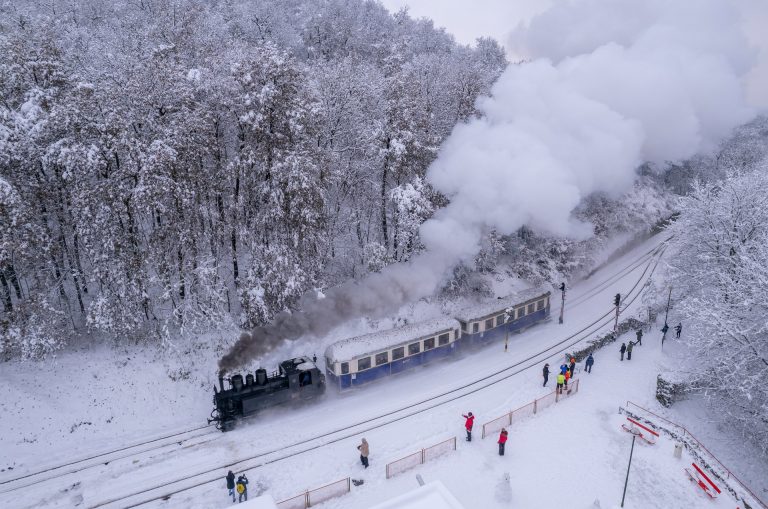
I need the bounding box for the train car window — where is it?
[299,371,312,387]
[424,337,435,350]
[517,307,525,319]
[472,322,479,333]
[375,352,389,366]
[392,346,405,360]
[408,342,421,355]
[460,321,467,332]
[496,315,504,327]
[341,362,349,375]
[484,318,494,330]
[527,303,535,314]
[537,299,544,311]
[357,357,371,371]
[438,333,449,345]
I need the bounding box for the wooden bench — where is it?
[684,462,721,499]
[621,417,659,444]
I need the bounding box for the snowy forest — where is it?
[1,0,767,448]
[2,0,768,498]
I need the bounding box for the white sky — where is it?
[379,0,768,107]
[378,0,550,51]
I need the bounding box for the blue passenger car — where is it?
[455,287,551,348]
[324,317,459,390]
[323,287,551,390]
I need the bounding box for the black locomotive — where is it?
[210,356,325,431]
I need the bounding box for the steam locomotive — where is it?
[211,287,551,431]
[209,356,325,431]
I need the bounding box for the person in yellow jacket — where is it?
[556,373,565,394]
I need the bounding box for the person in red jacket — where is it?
[498,428,508,455]
[462,412,474,442]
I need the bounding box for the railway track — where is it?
[87,240,667,508]
[0,425,219,495]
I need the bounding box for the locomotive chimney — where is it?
[219,374,225,392]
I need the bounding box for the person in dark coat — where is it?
[236,474,249,503]
[675,323,682,339]
[635,329,643,346]
[357,438,369,468]
[585,354,594,373]
[620,342,626,361]
[462,412,475,441]
[226,470,236,503]
[498,428,508,456]
[626,340,634,360]
[542,363,550,387]
[568,357,576,377]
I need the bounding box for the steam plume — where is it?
[219,0,759,373]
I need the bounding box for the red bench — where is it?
[621,417,659,444]
[684,462,721,499]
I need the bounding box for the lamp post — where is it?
[621,435,636,507]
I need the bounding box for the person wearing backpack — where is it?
[226,470,236,503]
[236,474,249,502]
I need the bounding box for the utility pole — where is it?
[558,283,566,324]
[613,293,621,335]
[621,435,636,507]
[661,287,672,349]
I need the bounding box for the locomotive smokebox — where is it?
[256,368,267,385]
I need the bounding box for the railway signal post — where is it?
[558,283,566,324]
[661,287,672,349]
[613,293,621,334]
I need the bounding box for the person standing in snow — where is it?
[463,412,475,441]
[564,368,570,388]
[675,322,682,339]
[620,342,626,361]
[635,329,643,346]
[585,354,594,373]
[556,372,565,394]
[569,357,576,377]
[357,438,370,468]
[542,363,550,387]
[498,428,509,455]
[236,474,249,503]
[560,363,568,376]
[626,341,634,360]
[226,470,236,503]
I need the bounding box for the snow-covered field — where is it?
[1,235,766,509]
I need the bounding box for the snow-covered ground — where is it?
[1,235,766,509]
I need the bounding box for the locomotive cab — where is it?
[210,356,325,431]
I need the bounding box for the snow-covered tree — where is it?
[667,169,768,453]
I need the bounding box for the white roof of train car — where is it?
[325,316,458,363]
[454,286,551,322]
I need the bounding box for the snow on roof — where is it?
[224,493,278,509]
[368,481,466,509]
[325,316,458,362]
[454,286,551,322]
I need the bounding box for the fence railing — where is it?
[482,378,581,438]
[385,437,457,479]
[276,477,350,509]
[623,402,767,509]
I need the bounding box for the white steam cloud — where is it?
[220,0,759,372]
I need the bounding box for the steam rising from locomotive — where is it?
[219,0,758,373]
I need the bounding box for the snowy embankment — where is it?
[1,235,766,509]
